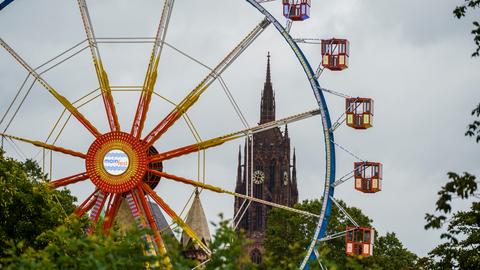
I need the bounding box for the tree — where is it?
[262,199,417,270]
[2,214,256,269]
[205,215,255,270]
[423,174,480,269]
[465,103,480,143]
[0,150,76,258]
[454,0,480,57]
[423,53,480,267]
[1,217,164,269]
[368,232,418,270]
[423,121,480,268]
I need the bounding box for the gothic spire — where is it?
[260,52,275,124]
[293,148,296,164]
[181,191,211,248]
[236,146,243,191]
[291,148,298,204]
[266,51,271,83]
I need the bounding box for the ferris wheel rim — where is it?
[245,1,337,269]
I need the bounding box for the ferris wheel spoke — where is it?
[143,18,271,147]
[77,0,120,132]
[142,183,212,256]
[147,170,319,218]
[73,189,99,217]
[136,186,170,263]
[148,109,320,163]
[0,132,86,159]
[49,172,89,188]
[87,191,109,234]
[317,228,356,243]
[131,0,175,138]
[125,191,161,257]
[0,39,101,137]
[101,193,122,234]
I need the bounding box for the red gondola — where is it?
[282,0,310,21]
[321,38,349,71]
[354,161,382,193]
[346,226,375,257]
[346,97,373,129]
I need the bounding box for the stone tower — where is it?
[234,53,298,264]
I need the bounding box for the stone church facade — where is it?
[234,53,298,264]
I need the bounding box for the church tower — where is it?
[234,53,298,264]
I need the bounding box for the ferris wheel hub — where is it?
[86,132,148,193]
[103,149,129,176]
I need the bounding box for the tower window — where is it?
[269,160,276,191]
[255,204,263,231]
[250,248,262,264]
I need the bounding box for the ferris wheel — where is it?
[0,0,382,269]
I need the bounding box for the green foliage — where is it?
[0,151,76,257]
[465,103,480,142]
[425,172,477,229]
[2,217,164,270]
[454,0,480,57]
[368,232,418,270]
[206,215,255,270]
[262,199,324,270]
[160,232,198,270]
[262,199,416,270]
[428,202,480,269]
[159,216,256,270]
[424,197,480,269]
[423,103,480,269]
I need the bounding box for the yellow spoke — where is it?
[142,183,211,256]
[131,0,175,138]
[50,172,89,188]
[148,170,319,218]
[149,109,320,163]
[0,38,101,137]
[143,18,270,147]
[0,133,86,159]
[77,0,120,131]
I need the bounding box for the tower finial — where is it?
[266,51,271,83]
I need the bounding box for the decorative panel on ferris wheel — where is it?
[321,38,349,71]
[282,0,311,21]
[354,161,382,193]
[346,97,373,129]
[346,226,375,257]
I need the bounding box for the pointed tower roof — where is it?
[260,52,275,124]
[149,202,174,236]
[235,145,243,192]
[181,190,211,248]
[293,148,299,202]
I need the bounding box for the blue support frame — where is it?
[245,1,336,269]
[0,0,15,11]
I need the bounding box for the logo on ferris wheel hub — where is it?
[103,149,130,176]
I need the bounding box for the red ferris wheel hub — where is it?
[86,132,148,193]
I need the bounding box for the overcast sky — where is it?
[1,0,479,258]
